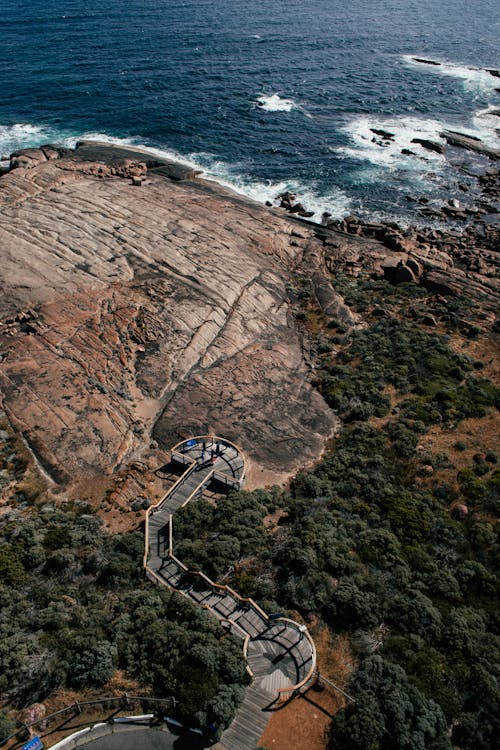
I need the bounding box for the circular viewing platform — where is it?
[171,435,245,489]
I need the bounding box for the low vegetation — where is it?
[1,275,498,749]
[0,504,247,740]
[172,278,499,749]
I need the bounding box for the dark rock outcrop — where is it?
[412,58,441,66]
[440,130,500,160]
[411,138,445,154]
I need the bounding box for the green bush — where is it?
[0,507,247,727]
[0,709,15,744]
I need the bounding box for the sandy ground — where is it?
[243,454,294,491]
[258,627,355,750]
[258,686,340,750]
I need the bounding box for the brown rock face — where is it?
[0,145,337,484]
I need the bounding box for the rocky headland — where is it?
[0,142,339,491]
[0,140,498,497]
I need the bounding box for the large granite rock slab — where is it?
[0,147,337,484]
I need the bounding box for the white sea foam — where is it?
[403,55,500,93]
[0,123,52,157]
[62,130,350,217]
[0,123,350,219]
[256,93,296,112]
[69,134,351,217]
[75,133,351,221]
[338,115,447,171]
[472,105,500,147]
[187,152,351,218]
[339,105,500,179]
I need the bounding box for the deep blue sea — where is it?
[0,0,498,221]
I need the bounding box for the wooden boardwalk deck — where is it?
[144,436,316,749]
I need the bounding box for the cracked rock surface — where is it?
[0,145,337,484]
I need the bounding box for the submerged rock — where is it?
[412,57,441,66]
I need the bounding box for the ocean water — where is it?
[0,0,498,222]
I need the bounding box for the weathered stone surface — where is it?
[319,182,499,318]
[1,142,497,487]
[0,146,338,483]
[440,130,500,160]
[9,147,48,170]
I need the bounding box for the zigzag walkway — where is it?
[144,436,316,750]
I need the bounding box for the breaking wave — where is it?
[0,123,351,220]
[339,115,447,171]
[255,93,296,112]
[0,123,55,159]
[403,55,500,94]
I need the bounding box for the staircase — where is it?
[144,436,317,749]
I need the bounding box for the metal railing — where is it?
[143,436,316,701]
[1,695,175,747]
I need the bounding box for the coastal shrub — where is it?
[451,662,500,750]
[0,710,15,744]
[0,507,248,727]
[314,316,498,434]
[173,491,269,580]
[388,591,442,643]
[326,582,383,631]
[384,636,460,721]
[66,639,117,689]
[0,545,27,586]
[328,656,449,750]
[401,377,499,425]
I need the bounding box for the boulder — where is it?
[312,271,358,328]
[421,313,437,326]
[370,128,395,140]
[40,144,62,160]
[411,138,445,154]
[406,257,423,277]
[422,272,459,296]
[10,148,48,170]
[381,232,407,253]
[382,261,416,284]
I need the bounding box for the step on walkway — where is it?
[144,436,316,750]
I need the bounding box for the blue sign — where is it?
[185,439,197,447]
[23,738,43,750]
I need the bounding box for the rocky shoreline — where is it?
[275,132,499,334]
[0,141,338,490]
[0,139,498,496]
